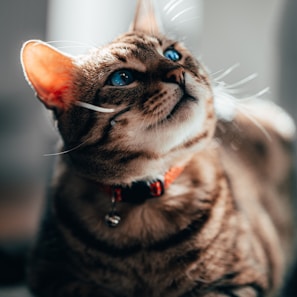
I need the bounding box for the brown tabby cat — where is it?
[20,1,295,296]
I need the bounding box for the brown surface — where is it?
[0,185,44,241]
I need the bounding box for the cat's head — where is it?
[21,0,216,184]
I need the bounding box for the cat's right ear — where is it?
[21,40,76,111]
[130,0,161,35]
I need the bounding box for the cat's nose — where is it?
[163,67,185,86]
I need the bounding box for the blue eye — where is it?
[164,48,181,62]
[109,70,134,86]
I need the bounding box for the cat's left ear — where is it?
[21,40,76,111]
[130,0,161,35]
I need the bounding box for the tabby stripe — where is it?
[98,148,158,162]
[216,283,265,297]
[110,51,127,63]
[149,213,210,252]
[168,249,200,268]
[55,196,211,257]
[67,240,126,277]
[185,277,227,297]
[181,280,264,297]
[117,150,158,164]
[183,131,209,149]
[70,89,104,141]
[72,148,158,166]
[55,173,223,257]
[170,131,208,153]
[83,107,131,149]
[54,198,142,257]
[75,112,98,141]
[250,226,274,290]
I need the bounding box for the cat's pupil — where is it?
[164,48,181,62]
[109,70,134,86]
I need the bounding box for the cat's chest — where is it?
[54,167,220,250]
[55,181,211,253]
[68,234,204,297]
[52,151,232,296]
[59,209,240,297]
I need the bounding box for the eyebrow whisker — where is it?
[75,101,115,113]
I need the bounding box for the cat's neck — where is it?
[96,165,186,227]
[98,165,185,202]
[62,145,197,186]
[52,147,231,246]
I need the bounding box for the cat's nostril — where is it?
[164,68,185,85]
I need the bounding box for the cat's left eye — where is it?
[108,70,135,86]
[164,48,181,62]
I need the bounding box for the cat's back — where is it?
[215,98,296,274]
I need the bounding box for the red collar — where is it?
[102,166,185,227]
[101,166,185,204]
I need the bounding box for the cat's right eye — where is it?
[108,70,135,87]
[164,48,181,62]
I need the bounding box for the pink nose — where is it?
[164,67,185,85]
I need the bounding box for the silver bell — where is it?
[105,212,121,227]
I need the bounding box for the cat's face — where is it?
[21,3,215,184]
[72,32,214,152]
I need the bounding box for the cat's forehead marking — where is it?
[98,44,147,72]
[85,32,196,79]
[115,33,165,54]
[96,34,166,71]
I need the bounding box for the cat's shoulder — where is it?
[235,98,295,141]
[214,95,295,183]
[214,91,295,146]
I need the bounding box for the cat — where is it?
[20,0,295,296]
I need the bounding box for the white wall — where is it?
[47,0,136,54]
[47,0,203,55]
[200,0,285,102]
[47,0,285,103]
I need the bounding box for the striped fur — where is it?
[21,1,295,296]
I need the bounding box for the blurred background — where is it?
[0,0,296,296]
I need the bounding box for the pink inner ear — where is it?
[21,40,75,110]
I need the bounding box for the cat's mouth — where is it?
[148,93,196,129]
[167,93,196,119]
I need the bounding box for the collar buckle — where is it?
[149,178,165,197]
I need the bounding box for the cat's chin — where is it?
[146,101,212,156]
[147,94,196,130]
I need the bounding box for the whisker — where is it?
[171,6,194,21]
[213,82,272,141]
[75,101,115,113]
[164,0,177,12]
[164,0,183,14]
[253,87,270,98]
[213,63,240,81]
[233,87,270,102]
[225,73,258,89]
[219,88,244,95]
[43,141,88,157]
